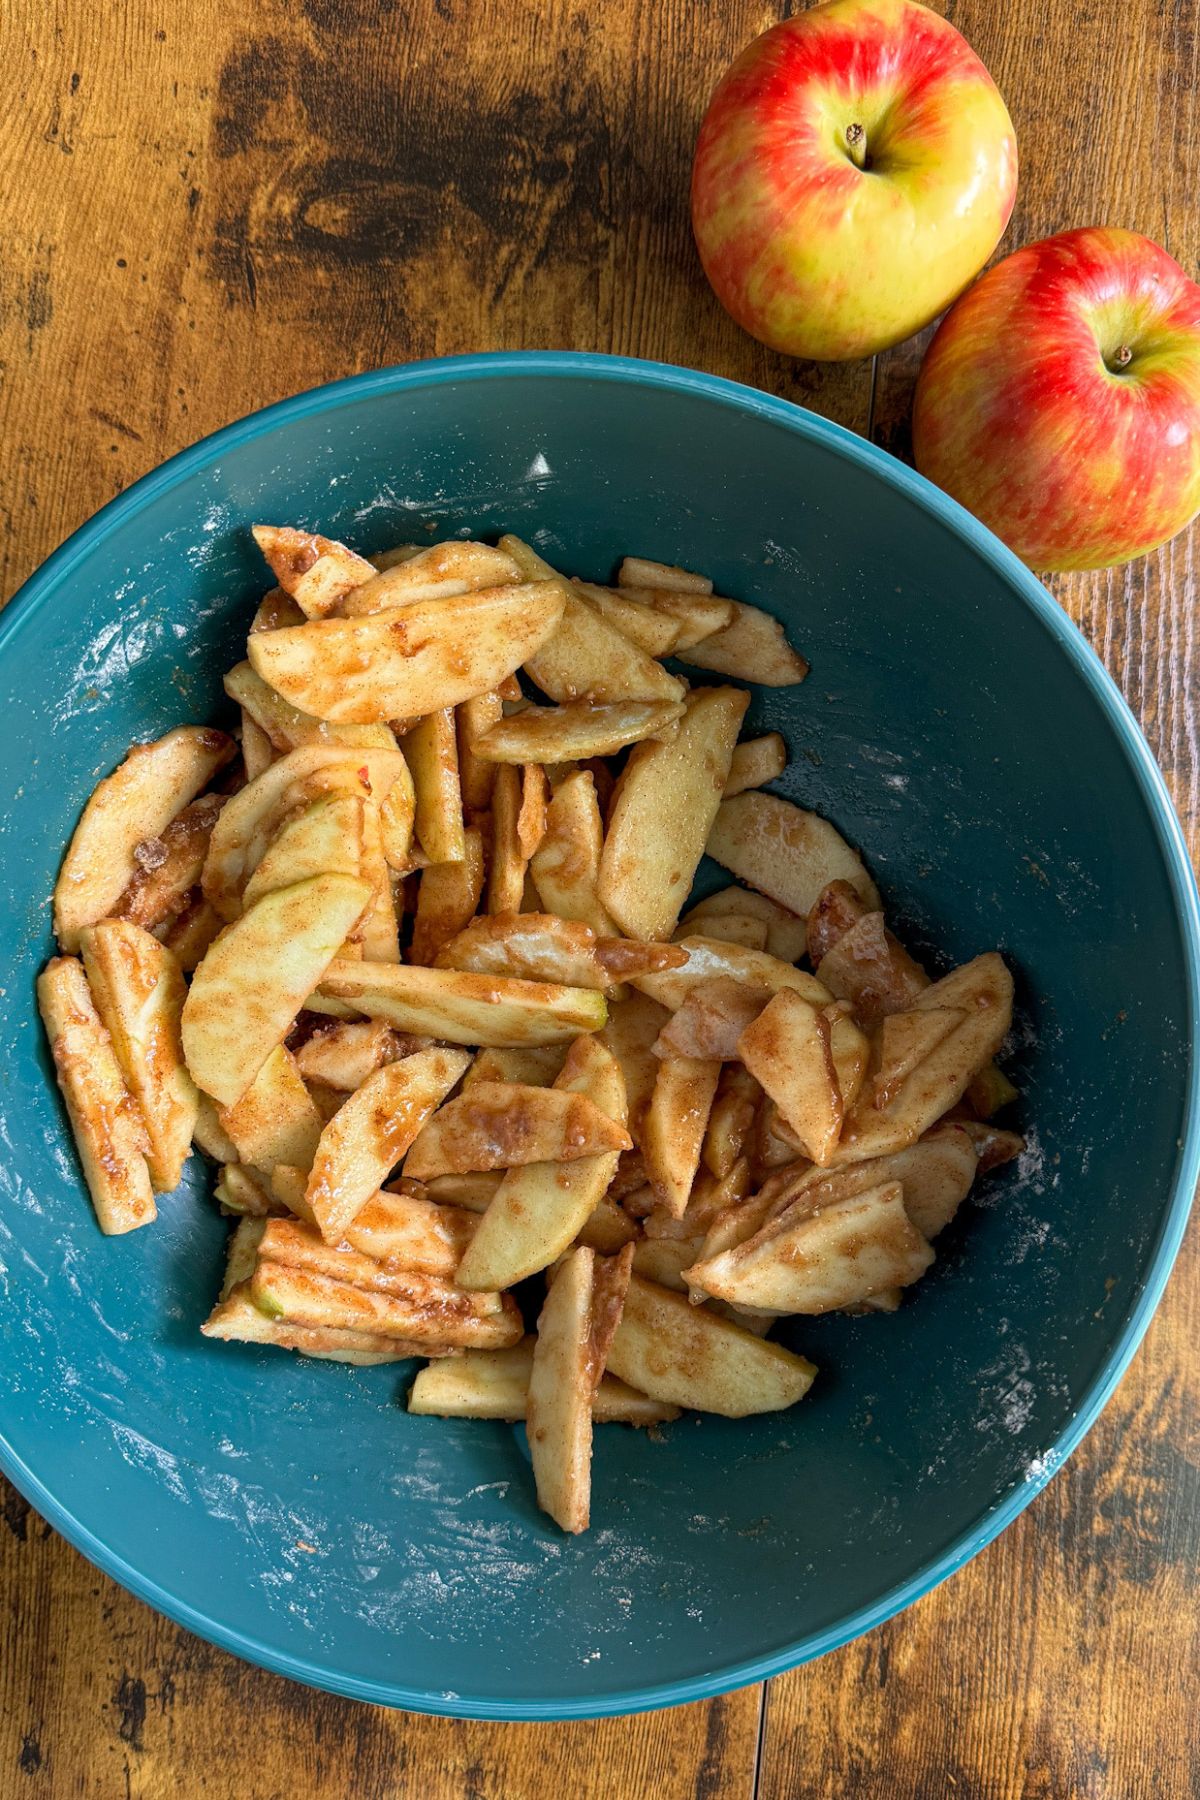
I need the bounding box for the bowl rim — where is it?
[3,348,1198,1720]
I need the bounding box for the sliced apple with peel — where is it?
[836,954,1014,1163]
[250,1254,522,1349]
[246,582,565,724]
[223,661,397,753]
[606,1274,816,1417]
[455,1035,627,1292]
[873,1006,967,1107]
[317,958,607,1046]
[527,1247,597,1533]
[404,1077,631,1180]
[706,792,880,918]
[338,540,522,614]
[500,536,685,705]
[738,989,843,1166]
[404,706,466,865]
[203,744,410,920]
[408,1339,678,1424]
[472,697,686,764]
[634,936,830,1011]
[339,1187,478,1275]
[687,1180,934,1315]
[723,732,788,797]
[305,1047,470,1242]
[598,686,749,941]
[55,725,235,952]
[775,1126,979,1245]
[241,793,364,908]
[217,1044,324,1174]
[202,1286,424,1365]
[528,769,617,937]
[37,956,156,1235]
[678,600,811,686]
[252,524,376,618]
[642,1055,721,1217]
[182,872,373,1106]
[79,917,197,1192]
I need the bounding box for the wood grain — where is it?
[1,0,1197,1794]
[0,1488,763,1798]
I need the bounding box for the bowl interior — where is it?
[0,358,1194,1716]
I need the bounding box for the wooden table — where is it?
[2,2,1197,1793]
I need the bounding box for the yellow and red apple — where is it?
[691,0,1017,362]
[913,228,1200,571]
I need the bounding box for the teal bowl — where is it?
[1,354,1196,1719]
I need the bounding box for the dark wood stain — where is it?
[0,0,1197,1794]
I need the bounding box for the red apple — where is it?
[690,0,1017,362]
[913,228,1200,571]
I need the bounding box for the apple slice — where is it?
[339,540,522,614]
[202,1286,424,1365]
[517,764,549,860]
[79,918,197,1193]
[454,1035,627,1292]
[500,536,686,704]
[652,977,769,1061]
[463,1045,569,1089]
[252,524,376,618]
[113,793,224,934]
[403,707,466,865]
[680,601,810,686]
[680,886,808,964]
[250,1256,522,1349]
[294,1019,407,1091]
[182,872,373,1107]
[837,954,1014,1163]
[247,583,564,724]
[528,769,617,937]
[241,793,364,908]
[570,583,684,658]
[318,959,607,1046]
[217,1044,324,1174]
[706,793,880,918]
[408,1340,679,1424]
[598,686,750,941]
[202,744,410,919]
[618,586,733,648]
[633,936,830,1010]
[527,1247,597,1533]
[873,1007,968,1107]
[775,1126,979,1244]
[487,764,528,914]
[616,556,713,593]
[473,697,686,764]
[403,1078,631,1180]
[456,689,504,812]
[213,1164,277,1217]
[305,1047,470,1242]
[723,733,788,797]
[606,1274,816,1416]
[223,661,397,752]
[436,913,607,990]
[826,1004,870,1115]
[339,1188,478,1275]
[55,725,235,951]
[599,991,672,1147]
[815,909,930,1027]
[408,829,486,967]
[37,956,156,1234]
[687,1180,934,1315]
[642,1055,721,1217]
[703,1065,762,1179]
[738,989,843,1166]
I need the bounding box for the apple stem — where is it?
[1112,344,1133,369]
[845,123,868,171]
